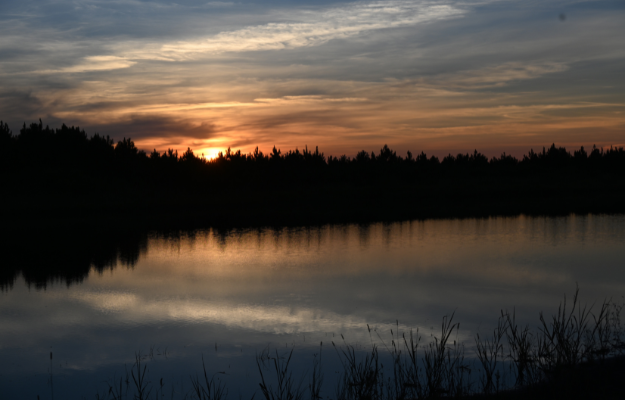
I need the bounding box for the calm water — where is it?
[2,215,625,399]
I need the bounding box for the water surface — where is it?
[2,215,625,399]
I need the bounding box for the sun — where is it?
[195,147,225,161]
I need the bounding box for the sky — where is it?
[0,0,623,158]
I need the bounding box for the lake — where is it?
[2,214,625,399]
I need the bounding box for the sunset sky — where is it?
[1,0,623,158]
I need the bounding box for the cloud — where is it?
[375,61,571,92]
[0,89,46,119]
[35,56,136,74]
[444,62,569,88]
[203,2,235,7]
[91,115,217,141]
[1,0,623,159]
[158,1,465,58]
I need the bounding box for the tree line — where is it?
[2,119,624,192]
[2,118,625,228]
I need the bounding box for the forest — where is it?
[2,119,625,228]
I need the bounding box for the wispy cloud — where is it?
[158,1,465,58]
[444,62,569,88]
[34,56,136,74]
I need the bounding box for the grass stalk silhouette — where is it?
[308,343,324,400]
[191,355,227,400]
[474,313,506,395]
[131,352,152,400]
[333,335,382,400]
[256,347,305,400]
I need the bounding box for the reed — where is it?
[191,355,227,400]
[474,313,505,395]
[131,352,152,400]
[308,344,324,400]
[333,335,382,400]
[256,347,305,400]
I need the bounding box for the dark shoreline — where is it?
[468,355,625,399]
[4,175,625,232]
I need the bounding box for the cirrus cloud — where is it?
[34,56,136,74]
[157,1,465,58]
